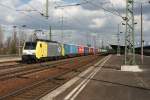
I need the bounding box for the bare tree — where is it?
[0,25,4,48]
[0,25,4,54]
[10,26,18,54]
[7,36,11,45]
[18,28,27,55]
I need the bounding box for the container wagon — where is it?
[84,47,89,55]
[78,46,84,55]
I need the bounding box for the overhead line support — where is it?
[46,0,49,19]
[124,0,135,65]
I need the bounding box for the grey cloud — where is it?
[0,0,150,47]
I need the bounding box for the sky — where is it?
[0,0,150,47]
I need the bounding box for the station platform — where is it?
[40,55,150,100]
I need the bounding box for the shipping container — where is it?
[64,44,78,56]
[70,45,78,54]
[89,47,94,54]
[64,44,70,55]
[84,47,89,55]
[78,46,84,54]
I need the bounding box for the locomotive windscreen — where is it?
[24,42,37,50]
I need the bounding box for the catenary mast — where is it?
[124,0,135,65]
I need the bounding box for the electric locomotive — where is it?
[22,39,63,62]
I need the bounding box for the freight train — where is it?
[22,39,99,62]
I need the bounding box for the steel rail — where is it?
[0,56,102,100]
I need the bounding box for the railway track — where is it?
[0,55,104,100]
[0,63,25,70]
[0,55,94,70]
[0,55,95,81]
[0,59,25,70]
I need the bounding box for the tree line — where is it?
[0,25,27,55]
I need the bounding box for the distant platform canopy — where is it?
[110,44,150,56]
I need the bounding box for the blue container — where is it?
[70,45,78,54]
[64,44,70,55]
[64,44,78,56]
[84,47,89,54]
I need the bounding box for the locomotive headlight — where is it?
[23,52,27,55]
[22,50,35,55]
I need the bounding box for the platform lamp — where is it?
[18,25,27,57]
[91,33,97,55]
[140,1,150,64]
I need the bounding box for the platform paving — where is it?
[41,55,150,100]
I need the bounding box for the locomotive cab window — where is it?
[24,42,37,50]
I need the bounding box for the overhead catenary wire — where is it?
[54,0,128,30]
[55,0,126,22]
[54,0,118,45]
[53,5,95,45]
[27,4,43,15]
[62,10,106,46]
[0,3,50,29]
[82,0,124,18]
[54,2,89,30]
[53,1,125,44]
[54,1,95,31]
[0,1,93,43]
[0,3,41,28]
[0,0,127,37]
[91,0,123,16]
[108,1,123,17]
[55,0,89,9]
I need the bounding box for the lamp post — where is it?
[117,24,120,56]
[141,3,144,64]
[91,33,97,54]
[140,1,150,64]
[117,21,125,56]
[18,25,26,57]
[140,1,149,64]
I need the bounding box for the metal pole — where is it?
[13,26,17,54]
[86,33,89,46]
[19,27,21,57]
[46,0,49,19]
[49,25,52,41]
[61,9,64,43]
[93,35,96,55]
[102,39,104,49]
[125,0,128,65]
[141,3,144,64]
[117,24,120,56]
[132,0,136,65]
